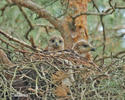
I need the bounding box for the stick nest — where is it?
[0,49,125,100]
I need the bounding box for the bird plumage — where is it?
[72,39,95,57]
[47,35,64,51]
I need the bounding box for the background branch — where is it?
[18,6,34,40]
[11,0,64,35]
[0,29,41,51]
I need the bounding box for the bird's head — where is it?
[48,35,64,51]
[72,39,95,55]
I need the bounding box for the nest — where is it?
[1,49,124,100]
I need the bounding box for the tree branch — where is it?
[0,29,41,51]
[11,0,64,35]
[11,0,74,49]
[18,6,34,40]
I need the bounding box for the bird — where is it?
[72,39,95,58]
[47,35,75,86]
[47,35,64,51]
[31,35,64,61]
[62,39,96,86]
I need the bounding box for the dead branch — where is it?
[95,50,125,62]
[11,0,64,35]
[0,37,18,49]
[0,3,15,16]
[73,5,125,18]
[100,16,106,66]
[18,6,34,40]
[0,29,41,51]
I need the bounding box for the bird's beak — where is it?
[55,42,58,47]
[91,48,96,51]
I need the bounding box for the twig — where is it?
[95,50,125,62]
[100,16,106,66]
[73,5,125,18]
[90,0,106,66]
[11,0,64,35]
[0,37,18,49]
[0,3,15,16]
[18,6,34,40]
[91,0,100,12]
[0,29,41,51]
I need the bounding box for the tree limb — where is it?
[0,29,40,51]
[11,0,74,49]
[11,0,64,35]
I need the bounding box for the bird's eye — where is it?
[51,39,55,43]
[83,44,88,47]
[59,40,62,43]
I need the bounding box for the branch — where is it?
[95,50,125,62]
[0,29,41,51]
[91,0,100,12]
[73,5,125,18]
[18,6,34,40]
[11,0,64,35]
[0,37,17,49]
[116,6,125,9]
[72,11,114,20]
[100,16,106,65]
[0,3,15,16]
